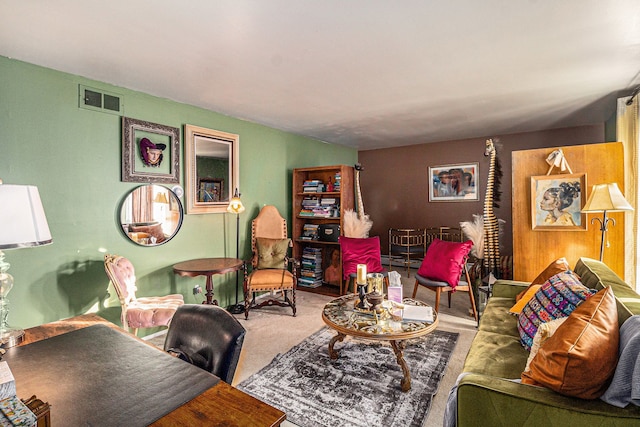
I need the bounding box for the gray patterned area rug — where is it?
[237,327,458,427]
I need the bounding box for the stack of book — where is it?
[300,223,319,240]
[299,196,338,217]
[299,247,323,288]
[333,172,341,192]
[299,196,320,216]
[303,179,324,193]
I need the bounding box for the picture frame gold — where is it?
[531,173,587,231]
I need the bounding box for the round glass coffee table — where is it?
[321,293,438,391]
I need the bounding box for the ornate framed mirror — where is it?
[120,184,184,246]
[185,124,239,214]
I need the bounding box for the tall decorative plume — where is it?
[343,163,373,238]
[460,214,485,259]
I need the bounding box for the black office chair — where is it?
[164,304,246,384]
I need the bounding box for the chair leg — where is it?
[345,276,355,294]
[406,254,410,278]
[468,287,478,324]
[291,287,297,317]
[434,288,442,314]
[411,280,420,299]
[448,291,452,308]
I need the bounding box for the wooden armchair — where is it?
[243,205,297,319]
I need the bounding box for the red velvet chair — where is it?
[338,236,387,295]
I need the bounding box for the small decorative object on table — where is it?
[365,292,384,312]
[356,264,368,309]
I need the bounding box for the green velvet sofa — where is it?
[457,257,640,426]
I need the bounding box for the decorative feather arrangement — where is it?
[460,214,485,259]
[343,209,373,238]
[460,215,506,259]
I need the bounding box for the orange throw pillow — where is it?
[516,257,571,301]
[509,285,541,315]
[521,286,619,399]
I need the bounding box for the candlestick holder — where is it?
[356,283,368,309]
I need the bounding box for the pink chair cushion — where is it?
[108,256,137,301]
[126,294,184,328]
[339,236,384,281]
[417,238,473,287]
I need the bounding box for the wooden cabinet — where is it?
[293,165,354,296]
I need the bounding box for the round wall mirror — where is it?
[120,184,183,246]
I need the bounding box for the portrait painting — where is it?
[531,173,587,231]
[429,163,479,202]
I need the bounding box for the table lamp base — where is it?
[1,327,25,348]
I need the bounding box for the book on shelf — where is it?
[297,278,323,288]
[320,198,336,205]
[300,223,319,240]
[303,179,322,186]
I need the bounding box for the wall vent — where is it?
[79,85,123,114]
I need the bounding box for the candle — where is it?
[357,264,367,284]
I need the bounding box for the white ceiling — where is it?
[1,1,640,150]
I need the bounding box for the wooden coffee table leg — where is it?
[328,332,346,360]
[390,340,411,391]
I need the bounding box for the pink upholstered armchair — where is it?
[104,254,184,335]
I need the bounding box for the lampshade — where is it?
[227,189,245,214]
[0,184,52,249]
[581,183,633,213]
[153,192,169,204]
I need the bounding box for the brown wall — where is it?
[358,124,605,257]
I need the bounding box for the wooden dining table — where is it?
[8,313,285,426]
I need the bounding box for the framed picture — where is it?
[122,117,180,183]
[531,173,587,231]
[428,163,479,202]
[197,178,223,202]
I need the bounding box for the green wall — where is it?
[0,56,356,332]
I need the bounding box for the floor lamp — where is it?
[227,188,245,314]
[581,183,633,262]
[0,181,52,347]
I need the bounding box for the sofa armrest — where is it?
[457,373,640,426]
[492,280,528,299]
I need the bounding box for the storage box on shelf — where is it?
[292,165,354,296]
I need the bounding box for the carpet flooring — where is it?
[144,268,478,427]
[237,327,459,427]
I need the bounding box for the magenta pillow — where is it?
[417,238,473,287]
[339,236,384,281]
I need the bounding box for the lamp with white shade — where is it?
[581,182,633,262]
[0,181,52,347]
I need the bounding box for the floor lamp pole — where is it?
[591,210,613,262]
[228,212,244,314]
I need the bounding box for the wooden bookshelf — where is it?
[292,165,354,296]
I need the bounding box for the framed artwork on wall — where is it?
[530,173,587,231]
[197,178,223,202]
[122,117,180,183]
[428,163,479,202]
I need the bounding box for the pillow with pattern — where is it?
[517,271,595,351]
